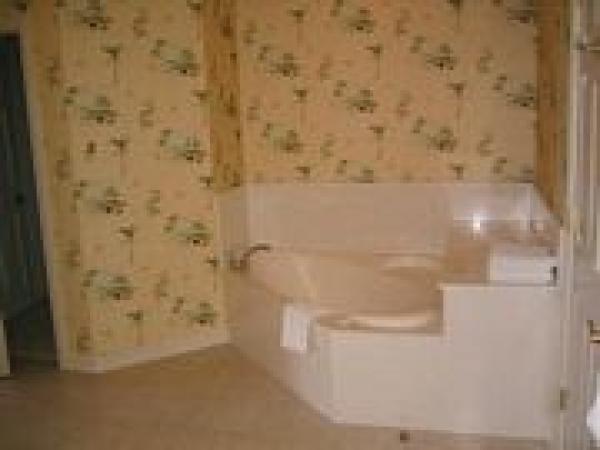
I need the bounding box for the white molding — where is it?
[68,329,230,373]
[17,21,75,370]
[557,3,584,450]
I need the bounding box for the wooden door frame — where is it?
[0,20,72,370]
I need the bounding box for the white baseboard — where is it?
[67,329,230,373]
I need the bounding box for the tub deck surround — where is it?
[227,183,561,440]
[326,284,559,437]
[246,183,554,255]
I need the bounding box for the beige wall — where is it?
[237,0,538,183]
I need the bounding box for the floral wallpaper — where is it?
[58,0,230,356]
[537,0,568,222]
[8,0,238,361]
[237,0,539,183]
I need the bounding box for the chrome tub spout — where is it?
[230,243,272,271]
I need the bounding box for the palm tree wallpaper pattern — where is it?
[58,0,235,356]
[239,0,538,183]
[7,0,538,361]
[14,0,236,358]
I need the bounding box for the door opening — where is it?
[0,34,57,374]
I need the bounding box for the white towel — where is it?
[281,303,313,354]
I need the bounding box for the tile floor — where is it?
[0,345,546,450]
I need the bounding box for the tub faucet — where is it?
[230,243,272,271]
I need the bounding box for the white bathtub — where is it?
[227,222,560,440]
[248,249,444,333]
[222,182,561,441]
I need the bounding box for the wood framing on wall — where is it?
[536,0,570,223]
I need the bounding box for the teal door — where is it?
[0,34,55,366]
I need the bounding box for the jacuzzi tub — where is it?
[226,221,559,440]
[247,248,444,333]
